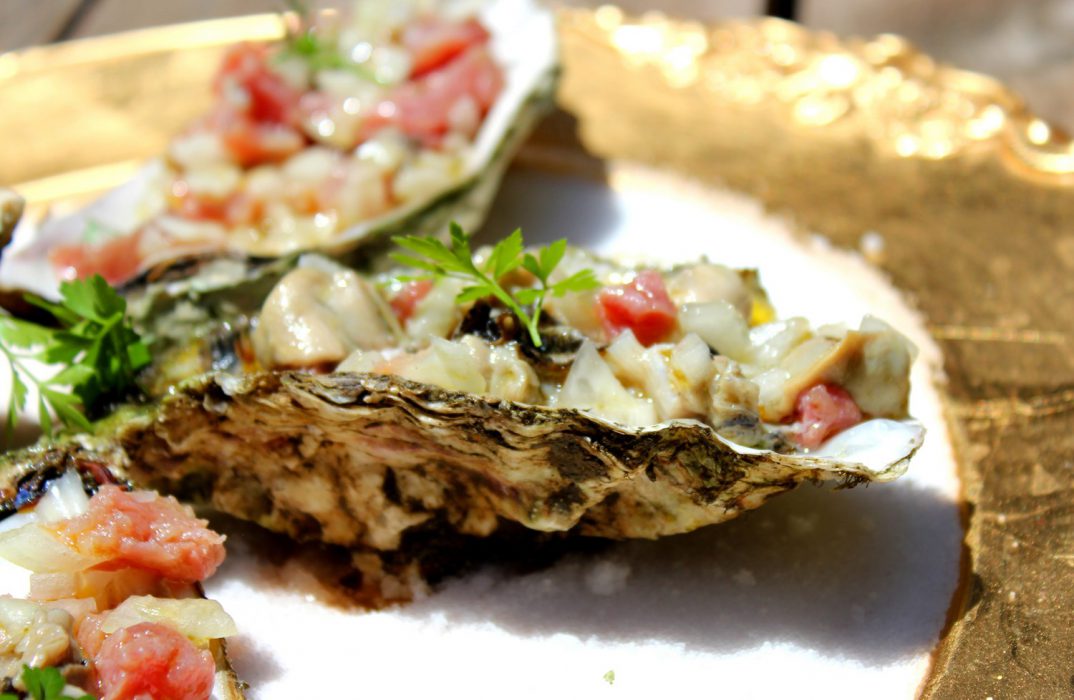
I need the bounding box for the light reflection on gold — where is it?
[565,12,1074,176]
[1027,119,1051,145]
[0,54,17,81]
[815,54,860,89]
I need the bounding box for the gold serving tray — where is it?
[3,9,1074,697]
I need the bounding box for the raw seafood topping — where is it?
[53,486,225,583]
[0,470,235,700]
[249,231,917,452]
[49,4,507,282]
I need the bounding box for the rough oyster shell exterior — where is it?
[105,371,922,550]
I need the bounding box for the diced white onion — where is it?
[371,46,413,85]
[102,596,238,642]
[670,333,714,388]
[0,511,34,534]
[754,367,792,421]
[487,345,540,403]
[401,338,488,394]
[184,163,242,199]
[405,279,464,341]
[604,329,648,388]
[0,524,105,573]
[749,318,811,368]
[679,301,752,362]
[282,147,339,184]
[33,470,90,524]
[355,130,410,173]
[555,342,657,426]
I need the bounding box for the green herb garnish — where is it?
[279,0,380,82]
[603,669,616,685]
[0,665,93,700]
[391,223,600,347]
[0,274,150,444]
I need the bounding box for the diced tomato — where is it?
[215,43,301,126]
[171,186,264,227]
[360,46,504,146]
[390,279,434,324]
[403,17,491,78]
[214,110,306,167]
[76,611,108,661]
[171,188,229,223]
[209,43,308,165]
[54,486,226,583]
[792,383,864,449]
[596,270,679,346]
[94,622,215,700]
[49,230,146,286]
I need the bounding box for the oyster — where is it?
[105,372,921,549]
[75,245,922,551]
[0,445,244,699]
[0,0,557,303]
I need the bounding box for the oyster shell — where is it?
[79,248,924,551]
[96,371,921,550]
[0,0,557,303]
[0,445,245,699]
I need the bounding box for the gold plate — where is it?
[2,9,1073,698]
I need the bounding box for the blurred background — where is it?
[3,0,1074,131]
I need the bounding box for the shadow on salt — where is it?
[396,479,962,666]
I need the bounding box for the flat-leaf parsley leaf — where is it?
[0,274,149,444]
[391,224,599,347]
[2,665,93,700]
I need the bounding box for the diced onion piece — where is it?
[34,470,91,524]
[670,333,715,388]
[0,511,34,534]
[487,345,540,403]
[754,367,792,421]
[604,329,648,388]
[29,573,80,601]
[402,337,488,394]
[405,278,465,340]
[749,318,811,368]
[679,302,751,362]
[101,596,237,644]
[665,263,751,317]
[30,568,172,611]
[555,342,657,426]
[0,523,105,573]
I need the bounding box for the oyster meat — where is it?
[0,445,244,699]
[0,0,557,303]
[82,243,923,551]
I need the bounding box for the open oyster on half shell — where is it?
[0,0,556,304]
[58,232,925,553]
[0,447,244,699]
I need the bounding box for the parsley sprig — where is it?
[0,275,150,444]
[392,224,600,347]
[279,0,380,82]
[0,665,93,700]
